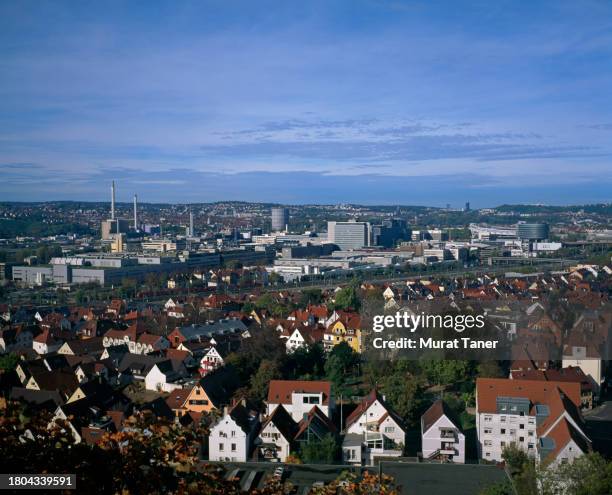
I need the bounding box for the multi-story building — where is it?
[371,219,411,248]
[476,378,591,466]
[327,220,370,250]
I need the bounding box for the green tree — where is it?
[540,452,612,495]
[299,434,339,464]
[249,360,281,401]
[300,288,323,307]
[422,359,470,386]
[0,353,19,371]
[381,373,424,424]
[331,284,360,311]
[477,361,505,379]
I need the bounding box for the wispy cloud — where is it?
[0,0,611,204]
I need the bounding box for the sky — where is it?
[1,0,611,207]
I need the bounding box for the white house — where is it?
[199,346,224,376]
[257,405,297,462]
[144,360,186,392]
[285,328,306,354]
[32,330,61,355]
[342,389,406,465]
[266,380,334,422]
[562,345,604,396]
[421,399,465,463]
[209,403,260,462]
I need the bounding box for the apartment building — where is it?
[476,378,591,465]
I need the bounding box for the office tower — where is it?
[271,207,289,232]
[371,218,411,247]
[465,202,470,211]
[133,194,138,230]
[189,209,194,236]
[327,220,370,250]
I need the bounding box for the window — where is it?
[501,442,506,447]
[528,443,534,450]
[485,452,491,457]
[484,415,492,422]
[520,424,525,430]
[231,443,236,452]
[384,426,395,433]
[500,416,506,423]
[501,429,506,435]
[519,437,524,442]
[484,428,492,434]
[219,443,224,451]
[484,440,492,446]
[231,431,236,437]
[528,431,534,437]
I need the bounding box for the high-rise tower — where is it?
[133,194,138,230]
[111,181,116,220]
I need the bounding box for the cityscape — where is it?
[2,1,612,494]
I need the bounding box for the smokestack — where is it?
[111,181,116,220]
[189,209,194,237]
[133,194,138,231]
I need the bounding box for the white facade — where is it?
[477,411,538,462]
[258,421,292,462]
[209,413,254,462]
[346,399,405,447]
[144,364,182,393]
[268,391,332,422]
[562,354,603,395]
[285,328,306,354]
[33,338,61,355]
[422,414,465,463]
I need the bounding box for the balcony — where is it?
[439,428,457,441]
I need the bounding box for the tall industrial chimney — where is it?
[111,181,116,220]
[133,194,138,230]
[189,209,194,237]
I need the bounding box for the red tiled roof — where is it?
[267,380,332,406]
[543,417,590,462]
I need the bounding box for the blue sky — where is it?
[1,0,611,206]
